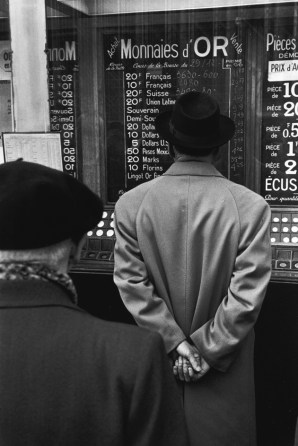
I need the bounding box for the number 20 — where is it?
[284,101,298,116]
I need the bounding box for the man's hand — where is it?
[172,340,211,382]
[175,340,201,372]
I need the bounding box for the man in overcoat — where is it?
[113,91,272,446]
[0,160,189,446]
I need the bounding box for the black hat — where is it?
[0,160,103,249]
[155,91,235,150]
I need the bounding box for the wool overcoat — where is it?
[114,159,272,446]
[0,279,189,446]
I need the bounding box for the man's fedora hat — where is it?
[155,91,235,150]
[0,160,103,250]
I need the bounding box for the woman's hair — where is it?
[0,239,73,268]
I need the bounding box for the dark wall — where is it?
[255,282,298,446]
[70,272,135,325]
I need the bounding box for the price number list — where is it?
[124,71,173,190]
[124,60,245,190]
[228,61,245,183]
[262,81,298,205]
[49,70,77,176]
[176,59,245,183]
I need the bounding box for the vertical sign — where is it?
[0,41,12,163]
[48,35,79,177]
[104,25,245,202]
[261,28,298,205]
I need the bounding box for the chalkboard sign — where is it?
[261,23,298,206]
[48,32,79,177]
[104,23,245,202]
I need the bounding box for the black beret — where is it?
[0,160,103,249]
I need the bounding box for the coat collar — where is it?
[164,159,224,178]
[0,279,80,310]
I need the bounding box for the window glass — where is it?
[46,1,298,205]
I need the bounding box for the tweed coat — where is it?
[0,279,189,446]
[114,159,272,446]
